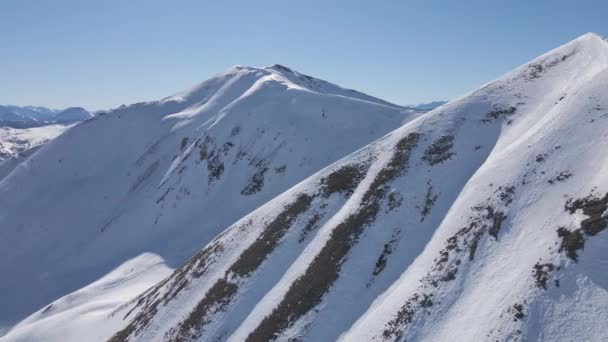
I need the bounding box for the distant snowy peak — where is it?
[0,106,53,128]
[0,105,93,128]
[51,107,93,124]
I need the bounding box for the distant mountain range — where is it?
[0,105,92,129]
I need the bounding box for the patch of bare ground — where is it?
[422,135,455,166]
[532,262,555,289]
[371,229,402,278]
[320,162,368,198]
[298,203,328,243]
[198,136,225,183]
[509,302,526,321]
[420,180,438,221]
[241,160,269,195]
[522,52,571,81]
[481,106,517,123]
[547,171,572,184]
[557,191,608,262]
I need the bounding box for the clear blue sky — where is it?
[1,0,606,110]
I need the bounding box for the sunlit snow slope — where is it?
[64,33,608,342]
[0,65,418,337]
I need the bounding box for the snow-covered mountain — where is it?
[49,107,93,125]
[0,106,56,128]
[0,106,92,128]
[4,33,608,342]
[0,64,420,337]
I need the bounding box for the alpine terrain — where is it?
[2,33,608,342]
[0,64,420,338]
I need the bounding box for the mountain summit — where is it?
[3,33,608,342]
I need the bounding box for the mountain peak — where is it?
[266,64,293,72]
[226,63,296,74]
[576,31,605,41]
[162,64,401,110]
[560,32,608,54]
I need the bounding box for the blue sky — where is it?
[1,0,605,110]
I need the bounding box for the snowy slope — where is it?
[0,65,418,336]
[0,124,74,161]
[25,32,605,342]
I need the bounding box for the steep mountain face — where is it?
[0,65,419,336]
[20,32,605,342]
[0,105,92,128]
